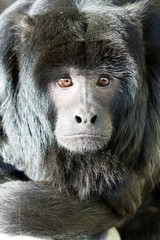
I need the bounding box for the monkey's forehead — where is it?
[42,11,113,35]
[22,8,142,60]
[28,10,132,42]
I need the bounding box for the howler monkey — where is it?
[0,0,160,239]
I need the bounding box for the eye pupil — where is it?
[58,78,73,88]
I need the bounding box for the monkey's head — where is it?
[19,4,145,156]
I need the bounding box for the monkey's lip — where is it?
[61,134,108,139]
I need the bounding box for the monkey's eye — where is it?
[97,76,112,87]
[57,77,73,88]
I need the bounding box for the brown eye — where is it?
[98,76,112,87]
[58,77,73,88]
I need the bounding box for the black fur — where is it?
[0,0,160,239]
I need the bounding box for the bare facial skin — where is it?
[49,67,119,153]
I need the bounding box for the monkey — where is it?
[0,0,160,239]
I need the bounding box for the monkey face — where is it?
[48,66,118,153]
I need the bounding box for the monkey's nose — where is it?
[75,115,97,124]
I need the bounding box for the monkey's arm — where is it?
[0,181,125,239]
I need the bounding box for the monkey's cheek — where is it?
[55,135,110,153]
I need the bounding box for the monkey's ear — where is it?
[0,13,34,100]
[124,0,160,86]
[124,0,150,19]
[17,14,35,42]
[0,14,19,104]
[125,0,160,53]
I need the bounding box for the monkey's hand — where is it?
[102,172,145,218]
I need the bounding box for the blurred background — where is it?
[0,0,15,13]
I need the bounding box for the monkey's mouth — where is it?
[61,134,108,139]
[56,134,110,153]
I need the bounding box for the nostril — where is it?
[75,116,82,123]
[91,115,97,124]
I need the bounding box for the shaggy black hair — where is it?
[0,0,160,239]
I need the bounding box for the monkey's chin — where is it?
[56,135,110,153]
